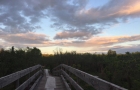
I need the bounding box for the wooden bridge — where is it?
[0,64,128,90]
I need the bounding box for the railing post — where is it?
[28,68,31,88]
[41,66,44,76]
[60,66,63,75]
[76,78,79,84]
[16,72,20,88]
[16,79,19,88]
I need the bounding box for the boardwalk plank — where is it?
[35,69,67,90]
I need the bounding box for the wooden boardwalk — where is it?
[0,64,127,90]
[35,69,67,90]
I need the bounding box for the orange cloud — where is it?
[50,34,140,47]
[112,2,140,16]
[85,35,140,46]
[60,35,140,47]
[0,32,140,48]
[0,32,49,45]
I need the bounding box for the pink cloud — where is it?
[109,2,140,16]
[85,35,140,46]
[56,34,140,47]
[0,32,49,45]
[0,31,140,49]
[54,31,93,39]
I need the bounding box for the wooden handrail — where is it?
[61,75,71,90]
[29,75,42,90]
[61,70,84,90]
[53,64,128,90]
[0,65,41,89]
[15,70,42,90]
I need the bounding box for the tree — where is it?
[107,49,116,56]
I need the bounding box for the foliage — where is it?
[0,47,140,90]
[42,50,140,90]
[0,46,42,77]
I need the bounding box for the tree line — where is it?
[0,47,140,90]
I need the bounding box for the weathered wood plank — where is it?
[15,70,41,90]
[34,69,47,90]
[61,70,84,90]
[0,65,41,89]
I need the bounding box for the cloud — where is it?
[0,31,49,46]
[115,45,140,54]
[85,34,140,47]
[74,0,140,25]
[0,30,140,54]
[53,34,140,47]
[40,34,140,48]
[0,0,49,33]
[54,30,98,39]
[87,45,140,54]
[51,0,140,39]
[0,0,140,39]
[107,0,140,17]
[54,26,102,39]
[0,0,88,33]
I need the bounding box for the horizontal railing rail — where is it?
[61,75,71,90]
[15,70,42,90]
[29,75,42,90]
[0,65,41,89]
[53,64,128,90]
[61,70,84,90]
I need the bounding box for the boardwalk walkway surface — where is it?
[35,69,67,90]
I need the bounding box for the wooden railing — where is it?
[0,64,128,90]
[0,65,43,90]
[53,64,128,90]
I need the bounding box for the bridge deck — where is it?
[35,69,67,90]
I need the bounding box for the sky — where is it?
[0,0,140,54]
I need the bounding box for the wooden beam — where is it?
[29,75,42,90]
[61,70,84,90]
[56,64,127,90]
[15,70,41,90]
[61,75,71,90]
[0,65,41,89]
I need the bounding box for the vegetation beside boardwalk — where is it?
[0,47,140,90]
